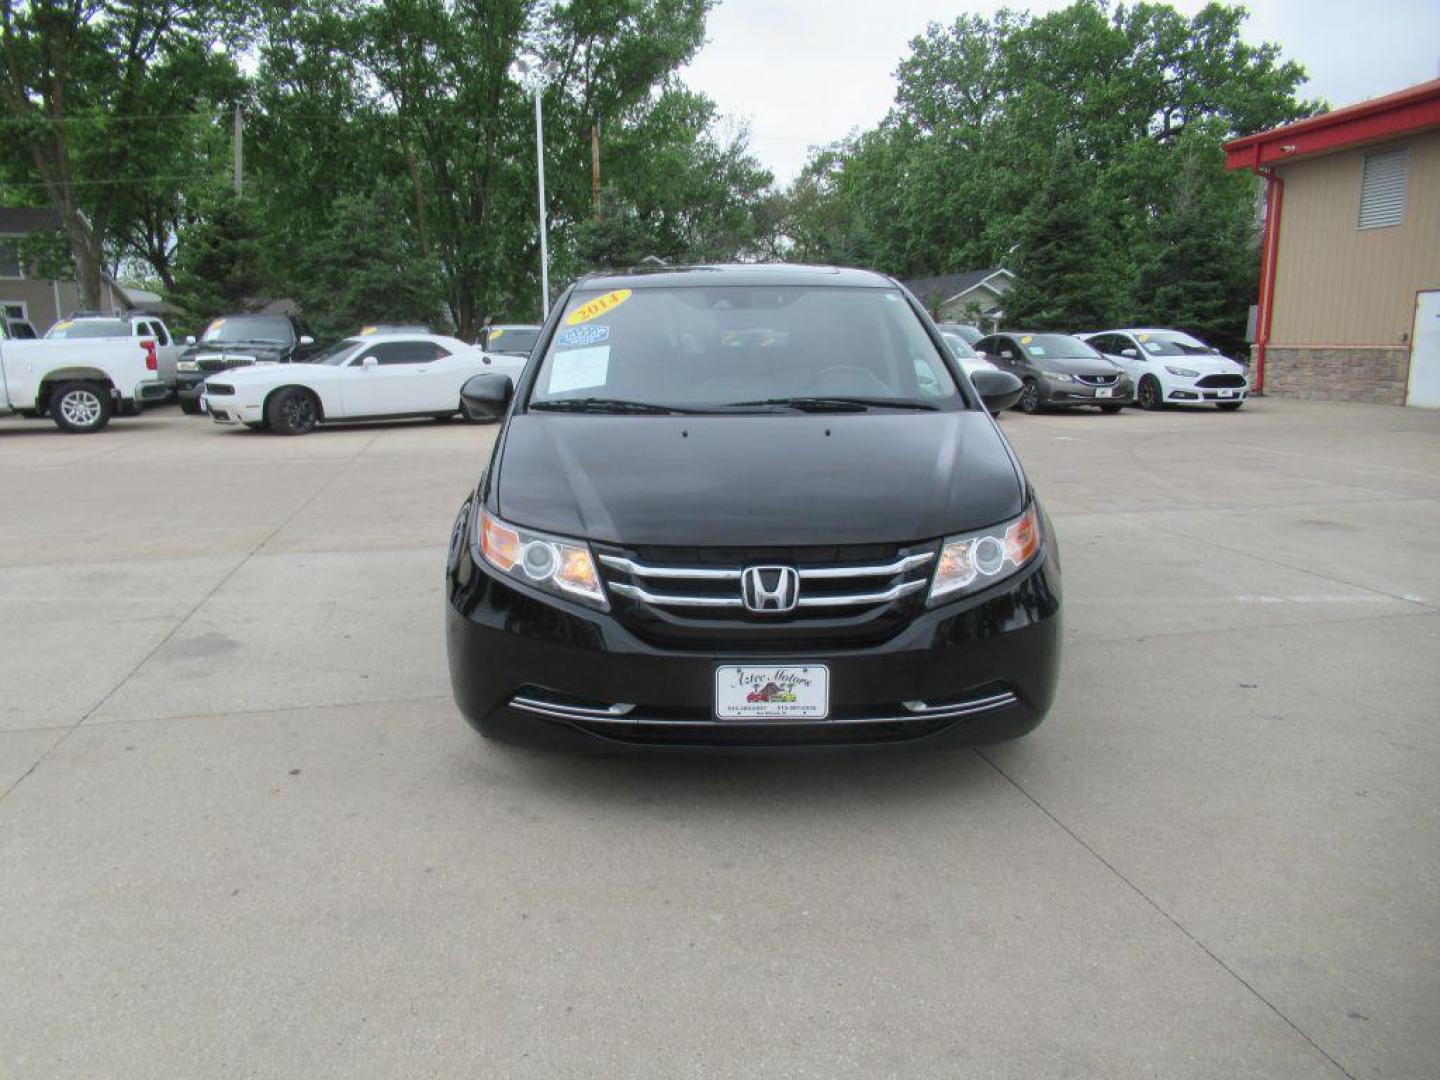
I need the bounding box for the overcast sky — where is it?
[682,0,1440,184]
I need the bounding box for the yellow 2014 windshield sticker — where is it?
[53,320,73,331]
[1020,335,1034,345]
[359,325,378,336]
[566,289,632,326]
[487,327,504,341]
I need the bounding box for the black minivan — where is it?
[446,265,1061,749]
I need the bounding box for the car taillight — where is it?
[142,339,157,371]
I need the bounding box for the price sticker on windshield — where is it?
[566,289,632,326]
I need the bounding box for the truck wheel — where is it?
[266,387,319,435]
[49,381,112,434]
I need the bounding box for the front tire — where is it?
[266,388,320,435]
[49,381,111,434]
[1018,379,1041,414]
[1216,401,1244,411]
[1137,376,1164,411]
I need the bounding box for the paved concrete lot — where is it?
[3,399,1438,1079]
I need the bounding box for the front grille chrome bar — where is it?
[608,578,927,609]
[798,552,933,579]
[795,579,927,607]
[608,582,745,607]
[598,555,741,580]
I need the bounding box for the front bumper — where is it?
[134,380,169,404]
[1165,380,1247,404]
[446,512,1063,751]
[1038,380,1133,406]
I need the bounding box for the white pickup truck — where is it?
[0,320,167,433]
[45,313,186,389]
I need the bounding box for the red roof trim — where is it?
[1224,79,1440,171]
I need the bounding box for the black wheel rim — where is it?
[1021,383,1038,411]
[1142,382,1157,408]
[283,395,315,429]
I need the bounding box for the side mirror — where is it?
[969,368,1024,413]
[1121,348,1138,358]
[185,334,196,345]
[361,355,378,369]
[299,335,315,345]
[461,372,514,421]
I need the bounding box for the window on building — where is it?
[1358,148,1408,229]
[0,239,23,278]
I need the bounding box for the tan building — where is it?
[0,207,129,333]
[1225,80,1440,407]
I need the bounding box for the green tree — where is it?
[1003,139,1124,330]
[784,1,1317,328]
[1134,138,1259,351]
[0,0,244,306]
[169,189,268,317]
[291,182,444,338]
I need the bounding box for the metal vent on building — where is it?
[1358,148,1408,229]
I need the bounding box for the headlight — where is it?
[1166,365,1199,377]
[929,505,1042,605]
[177,360,197,372]
[1043,372,1075,383]
[471,507,607,610]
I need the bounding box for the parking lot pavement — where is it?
[2,399,1437,1079]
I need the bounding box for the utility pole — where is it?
[591,116,601,219]
[534,89,549,318]
[232,106,244,195]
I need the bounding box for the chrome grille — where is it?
[196,353,258,373]
[594,541,939,649]
[1075,373,1119,386]
[598,552,932,609]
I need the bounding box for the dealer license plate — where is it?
[715,665,829,720]
[1095,387,1113,398]
[1218,389,1237,398]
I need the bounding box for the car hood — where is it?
[1163,354,1245,374]
[1036,357,1122,376]
[207,363,316,385]
[493,412,1025,547]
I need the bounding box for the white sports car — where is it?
[200,332,525,434]
[1080,329,1249,411]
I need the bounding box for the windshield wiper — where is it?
[725,396,938,412]
[530,397,698,415]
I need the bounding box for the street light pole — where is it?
[533,86,550,319]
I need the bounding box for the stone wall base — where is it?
[1257,346,1412,406]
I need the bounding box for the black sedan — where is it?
[974,332,1133,414]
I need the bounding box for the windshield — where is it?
[201,316,294,345]
[486,326,540,353]
[1019,334,1100,359]
[942,331,978,359]
[1140,331,1214,356]
[530,285,962,412]
[312,340,363,366]
[46,319,129,340]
